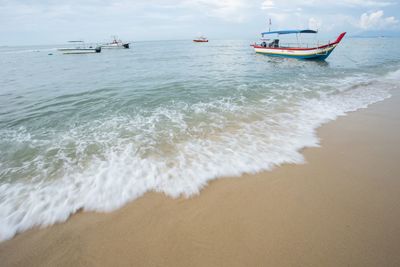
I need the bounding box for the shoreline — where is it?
[1,91,400,266]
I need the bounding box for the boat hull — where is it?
[58,47,101,54]
[254,45,336,60]
[101,43,130,49]
[193,40,208,42]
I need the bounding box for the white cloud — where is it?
[308,17,322,30]
[261,0,275,10]
[359,10,398,30]
[339,0,394,7]
[258,0,399,33]
[183,0,250,22]
[259,0,395,10]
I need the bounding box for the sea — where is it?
[1,37,400,241]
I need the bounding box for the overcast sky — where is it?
[1,0,399,45]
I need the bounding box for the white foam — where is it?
[0,69,399,241]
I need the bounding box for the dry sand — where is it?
[1,93,400,267]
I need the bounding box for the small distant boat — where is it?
[193,36,208,43]
[252,30,346,60]
[58,41,101,54]
[101,36,130,49]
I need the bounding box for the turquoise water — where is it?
[1,38,400,240]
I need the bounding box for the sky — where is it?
[0,0,399,45]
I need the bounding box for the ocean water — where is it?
[1,38,400,241]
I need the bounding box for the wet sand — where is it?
[1,92,400,267]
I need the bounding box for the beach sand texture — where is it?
[1,93,400,267]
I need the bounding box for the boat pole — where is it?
[268,18,271,32]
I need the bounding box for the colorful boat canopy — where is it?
[261,30,317,36]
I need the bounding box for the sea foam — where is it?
[0,69,399,241]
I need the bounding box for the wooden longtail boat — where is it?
[252,30,346,60]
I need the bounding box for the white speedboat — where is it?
[58,41,101,54]
[101,36,130,49]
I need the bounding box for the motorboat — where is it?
[193,36,209,42]
[58,41,101,54]
[101,36,130,49]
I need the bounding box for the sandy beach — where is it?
[1,91,400,266]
